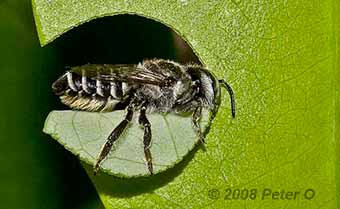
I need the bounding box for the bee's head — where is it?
[186,65,235,118]
[52,73,68,96]
[186,66,220,107]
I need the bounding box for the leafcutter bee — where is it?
[52,59,235,175]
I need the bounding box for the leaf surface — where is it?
[43,110,210,177]
[34,0,338,208]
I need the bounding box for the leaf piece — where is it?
[43,110,210,177]
[34,0,337,208]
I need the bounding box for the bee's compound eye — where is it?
[52,74,68,95]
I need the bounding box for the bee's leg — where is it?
[138,105,153,174]
[93,104,134,175]
[192,106,204,144]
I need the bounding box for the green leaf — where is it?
[0,2,102,209]
[34,0,337,209]
[43,110,211,177]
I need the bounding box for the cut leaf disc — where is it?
[43,109,211,177]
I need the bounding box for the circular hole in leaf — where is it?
[44,14,210,177]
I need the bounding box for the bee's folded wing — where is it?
[71,64,168,86]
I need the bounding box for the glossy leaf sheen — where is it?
[34,0,337,208]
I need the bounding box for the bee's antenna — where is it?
[219,79,236,118]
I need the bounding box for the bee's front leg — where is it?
[192,106,204,144]
[138,105,153,174]
[93,103,134,175]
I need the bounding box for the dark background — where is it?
[0,1,198,209]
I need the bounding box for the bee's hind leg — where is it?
[138,105,153,174]
[192,106,204,144]
[93,104,134,175]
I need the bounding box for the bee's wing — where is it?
[70,64,167,85]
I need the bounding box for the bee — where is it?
[52,59,235,175]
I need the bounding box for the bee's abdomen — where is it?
[56,71,129,112]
